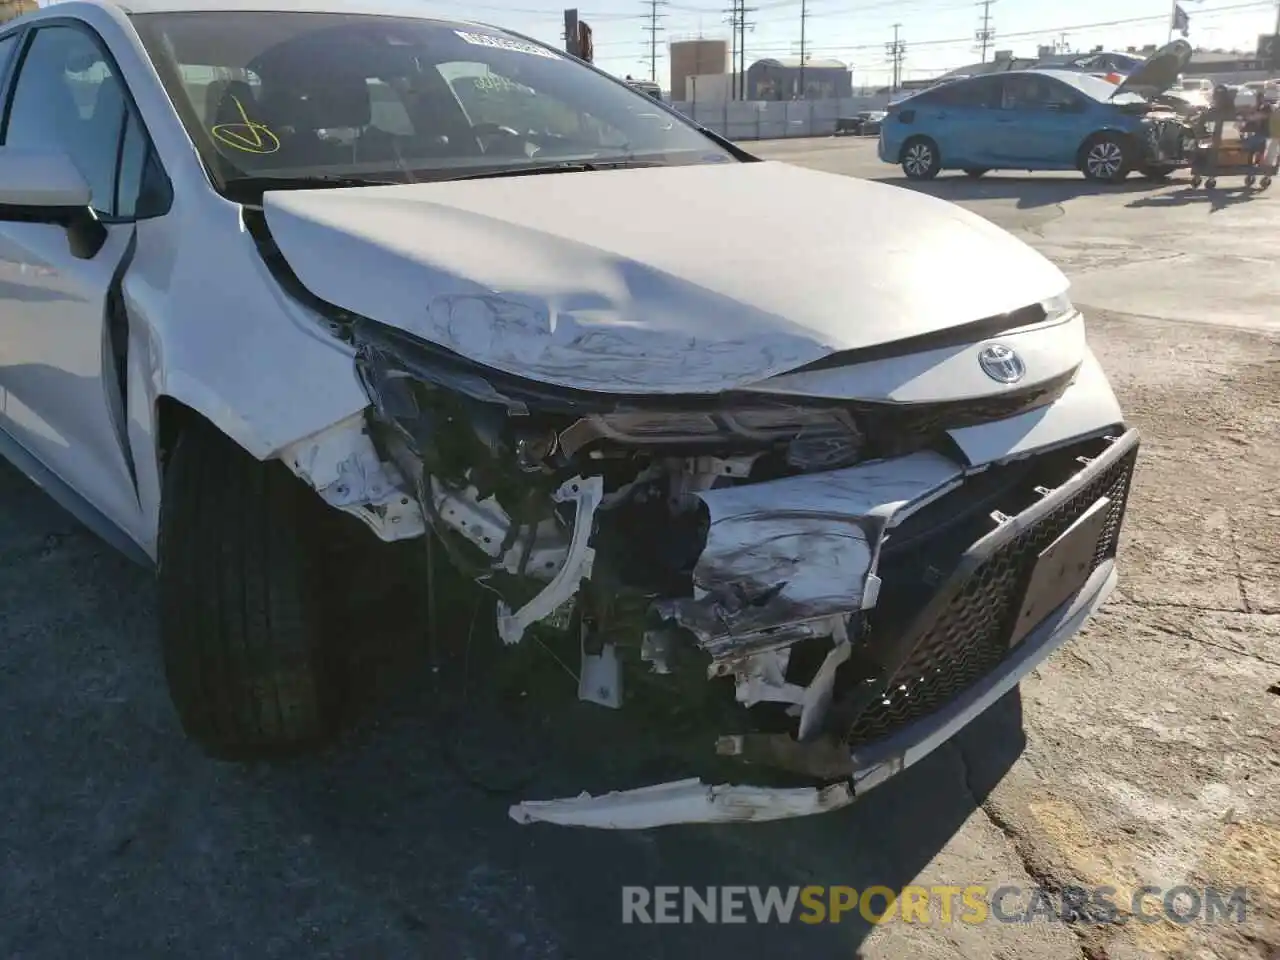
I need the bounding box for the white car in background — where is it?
[0,0,1138,826]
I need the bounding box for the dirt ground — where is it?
[0,140,1277,959]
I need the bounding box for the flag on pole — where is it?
[1172,3,1190,36]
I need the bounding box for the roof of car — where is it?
[94,0,481,19]
[1000,68,1090,82]
[938,68,1092,86]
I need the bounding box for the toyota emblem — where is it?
[978,344,1026,384]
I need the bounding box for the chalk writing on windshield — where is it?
[211,96,281,155]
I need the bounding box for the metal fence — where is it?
[666,96,891,140]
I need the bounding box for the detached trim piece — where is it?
[509,777,855,829]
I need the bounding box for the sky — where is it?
[417,0,1280,88]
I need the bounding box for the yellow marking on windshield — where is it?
[211,96,280,154]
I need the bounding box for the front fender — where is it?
[121,194,370,556]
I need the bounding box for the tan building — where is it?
[669,39,728,102]
[0,0,37,24]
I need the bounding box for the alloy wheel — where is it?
[1086,140,1124,180]
[904,142,934,177]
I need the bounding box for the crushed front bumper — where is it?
[511,429,1139,828]
[1141,116,1193,168]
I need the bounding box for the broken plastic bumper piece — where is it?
[510,430,1138,829]
[510,558,1118,829]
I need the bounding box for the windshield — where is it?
[130,11,732,196]
[1060,72,1145,104]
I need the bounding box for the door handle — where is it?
[996,117,1014,123]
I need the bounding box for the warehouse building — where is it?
[746,57,852,100]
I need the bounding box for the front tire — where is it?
[157,417,342,759]
[901,137,941,180]
[963,167,989,178]
[1080,133,1132,182]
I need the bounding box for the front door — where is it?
[989,74,1088,166]
[0,23,161,541]
[923,75,1004,167]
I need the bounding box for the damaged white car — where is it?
[0,0,1137,826]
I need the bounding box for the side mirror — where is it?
[0,148,106,259]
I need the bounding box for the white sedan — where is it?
[0,0,1137,826]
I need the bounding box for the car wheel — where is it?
[901,137,940,180]
[157,416,342,759]
[1140,165,1175,181]
[1080,134,1131,182]
[963,167,989,178]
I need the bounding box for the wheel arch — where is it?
[1075,127,1137,167]
[898,132,938,164]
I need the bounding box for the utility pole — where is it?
[723,0,739,99]
[642,0,667,84]
[885,24,905,92]
[798,0,809,98]
[563,8,579,56]
[974,0,995,64]
[724,0,756,99]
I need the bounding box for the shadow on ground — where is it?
[1126,182,1270,213]
[877,172,1175,209]
[0,459,1028,959]
[271,599,1029,958]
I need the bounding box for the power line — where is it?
[641,0,668,82]
[756,0,1274,54]
[974,0,995,63]
[584,0,1273,62]
[885,22,905,90]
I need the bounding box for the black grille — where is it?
[863,372,1073,444]
[845,439,1137,747]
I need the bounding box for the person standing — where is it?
[1265,99,1280,175]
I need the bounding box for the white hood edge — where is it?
[263,161,1072,395]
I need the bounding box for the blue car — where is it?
[878,41,1193,183]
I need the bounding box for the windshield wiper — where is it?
[446,159,662,181]
[222,174,402,200]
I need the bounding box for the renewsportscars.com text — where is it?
[621,885,1252,926]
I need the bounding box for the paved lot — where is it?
[1,138,1278,960]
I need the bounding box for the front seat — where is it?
[257,71,372,167]
[206,78,260,128]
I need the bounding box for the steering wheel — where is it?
[472,122,534,157]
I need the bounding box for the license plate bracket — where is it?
[1009,496,1112,648]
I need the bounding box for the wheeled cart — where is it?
[1187,113,1273,190]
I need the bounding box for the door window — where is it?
[1000,75,1081,111]
[0,34,18,82]
[928,77,999,109]
[2,25,167,218]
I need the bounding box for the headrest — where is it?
[206,79,259,126]
[261,72,371,130]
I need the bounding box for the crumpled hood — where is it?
[263,160,1068,394]
[1114,39,1193,99]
